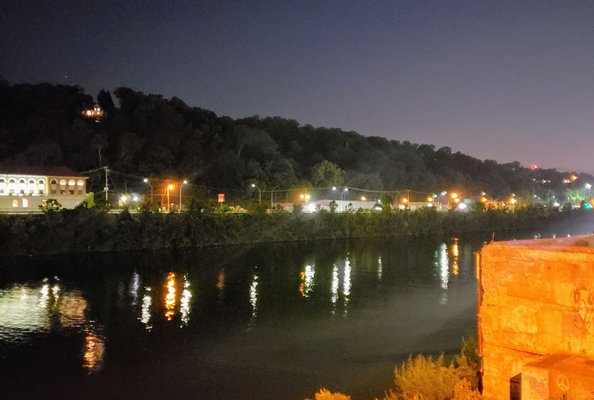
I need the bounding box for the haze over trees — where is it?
[0,81,589,202]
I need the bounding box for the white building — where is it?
[0,166,87,213]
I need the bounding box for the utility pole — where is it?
[104,166,109,203]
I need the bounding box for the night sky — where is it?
[2,1,594,173]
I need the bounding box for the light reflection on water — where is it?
[0,237,480,399]
[0,279,105,374]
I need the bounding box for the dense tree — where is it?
[0,82,591,204]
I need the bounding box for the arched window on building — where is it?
[18,179,26,195]
[77,179,85,195]
[59,179,67,195]
[38,179,45,195]
[68,179,75,195]
[0,178,5,195]
[28,179,35,194]
[50,179,58,195]
[8,178,16,195]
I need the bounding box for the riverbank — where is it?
[0,206,589,256]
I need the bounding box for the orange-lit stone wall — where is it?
[478,236,594,400]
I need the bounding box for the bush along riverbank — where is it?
[0,206,590,256]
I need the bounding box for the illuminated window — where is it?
[59,179,67,187]
[8,179,16,194]
[68,179,75,187]
[77,179,84,186]
[22,199,28,208]
[12,199,18,208]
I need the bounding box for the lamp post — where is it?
[586,183,591,199]
[251,183,261,204]
[270,186,278,208]
[180,179,188,211]
[167,184,174,212]
[143,178,153,204]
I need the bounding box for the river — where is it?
[0,237,484,400]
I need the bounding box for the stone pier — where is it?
[478,236,594,399]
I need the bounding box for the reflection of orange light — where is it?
[452,241,459,276]
[83,331,105,373]
[165,272,176,321]
[216,271,225,290]
[299,271,305,295]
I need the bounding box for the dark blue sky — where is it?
[2,0,594,173]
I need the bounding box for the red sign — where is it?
[218,193,225,203]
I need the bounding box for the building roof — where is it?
[0,165,85,177]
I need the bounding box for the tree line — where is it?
[0,81,591,203]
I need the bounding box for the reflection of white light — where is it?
[52,284,61,301]
[342,259,352,318]
[130,272,140,306]
[140,287,152,330]
[343,259,351,297]
[331,265,339,306]
[377,256,383,281]
[0,285,50,336]
[39,284,50,309]
[300,265,316,297]
[249,273,259,318]
[180,275,192,327]
[439,243,449,290]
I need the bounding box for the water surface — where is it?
[0,237,481,400]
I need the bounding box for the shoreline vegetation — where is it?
[307,339,481,400]
[0,205,589,256]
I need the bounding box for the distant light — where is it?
[586,183,592,189]
[183,180,188,185]
[426,196,433,202]
[168,184,174,190]
[401,198,408,204]
[584,203,592,210]
[457,203,467,210]
[553,202,560,207]
[360,196,367,201]
[450,193,458,199]
[132,195,139,202]
[143,178,148,183]
[530,163,538,170]
[120,195,127,203]
[251,183,256,188]
[332,186,337,191]
[440,191,447,196]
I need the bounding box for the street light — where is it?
[143,178,153,204]
[250,183,261,204]
[167,184,174,212]
[586,183,592,198]
[340,187,349,201]
[179,179,188,211]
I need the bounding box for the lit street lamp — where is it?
[586,183,592,198]
[340,187,349,201]
[167,184,174,212]
[179,179,188,211]
[251,183,261,204]
[143,178,153,204]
